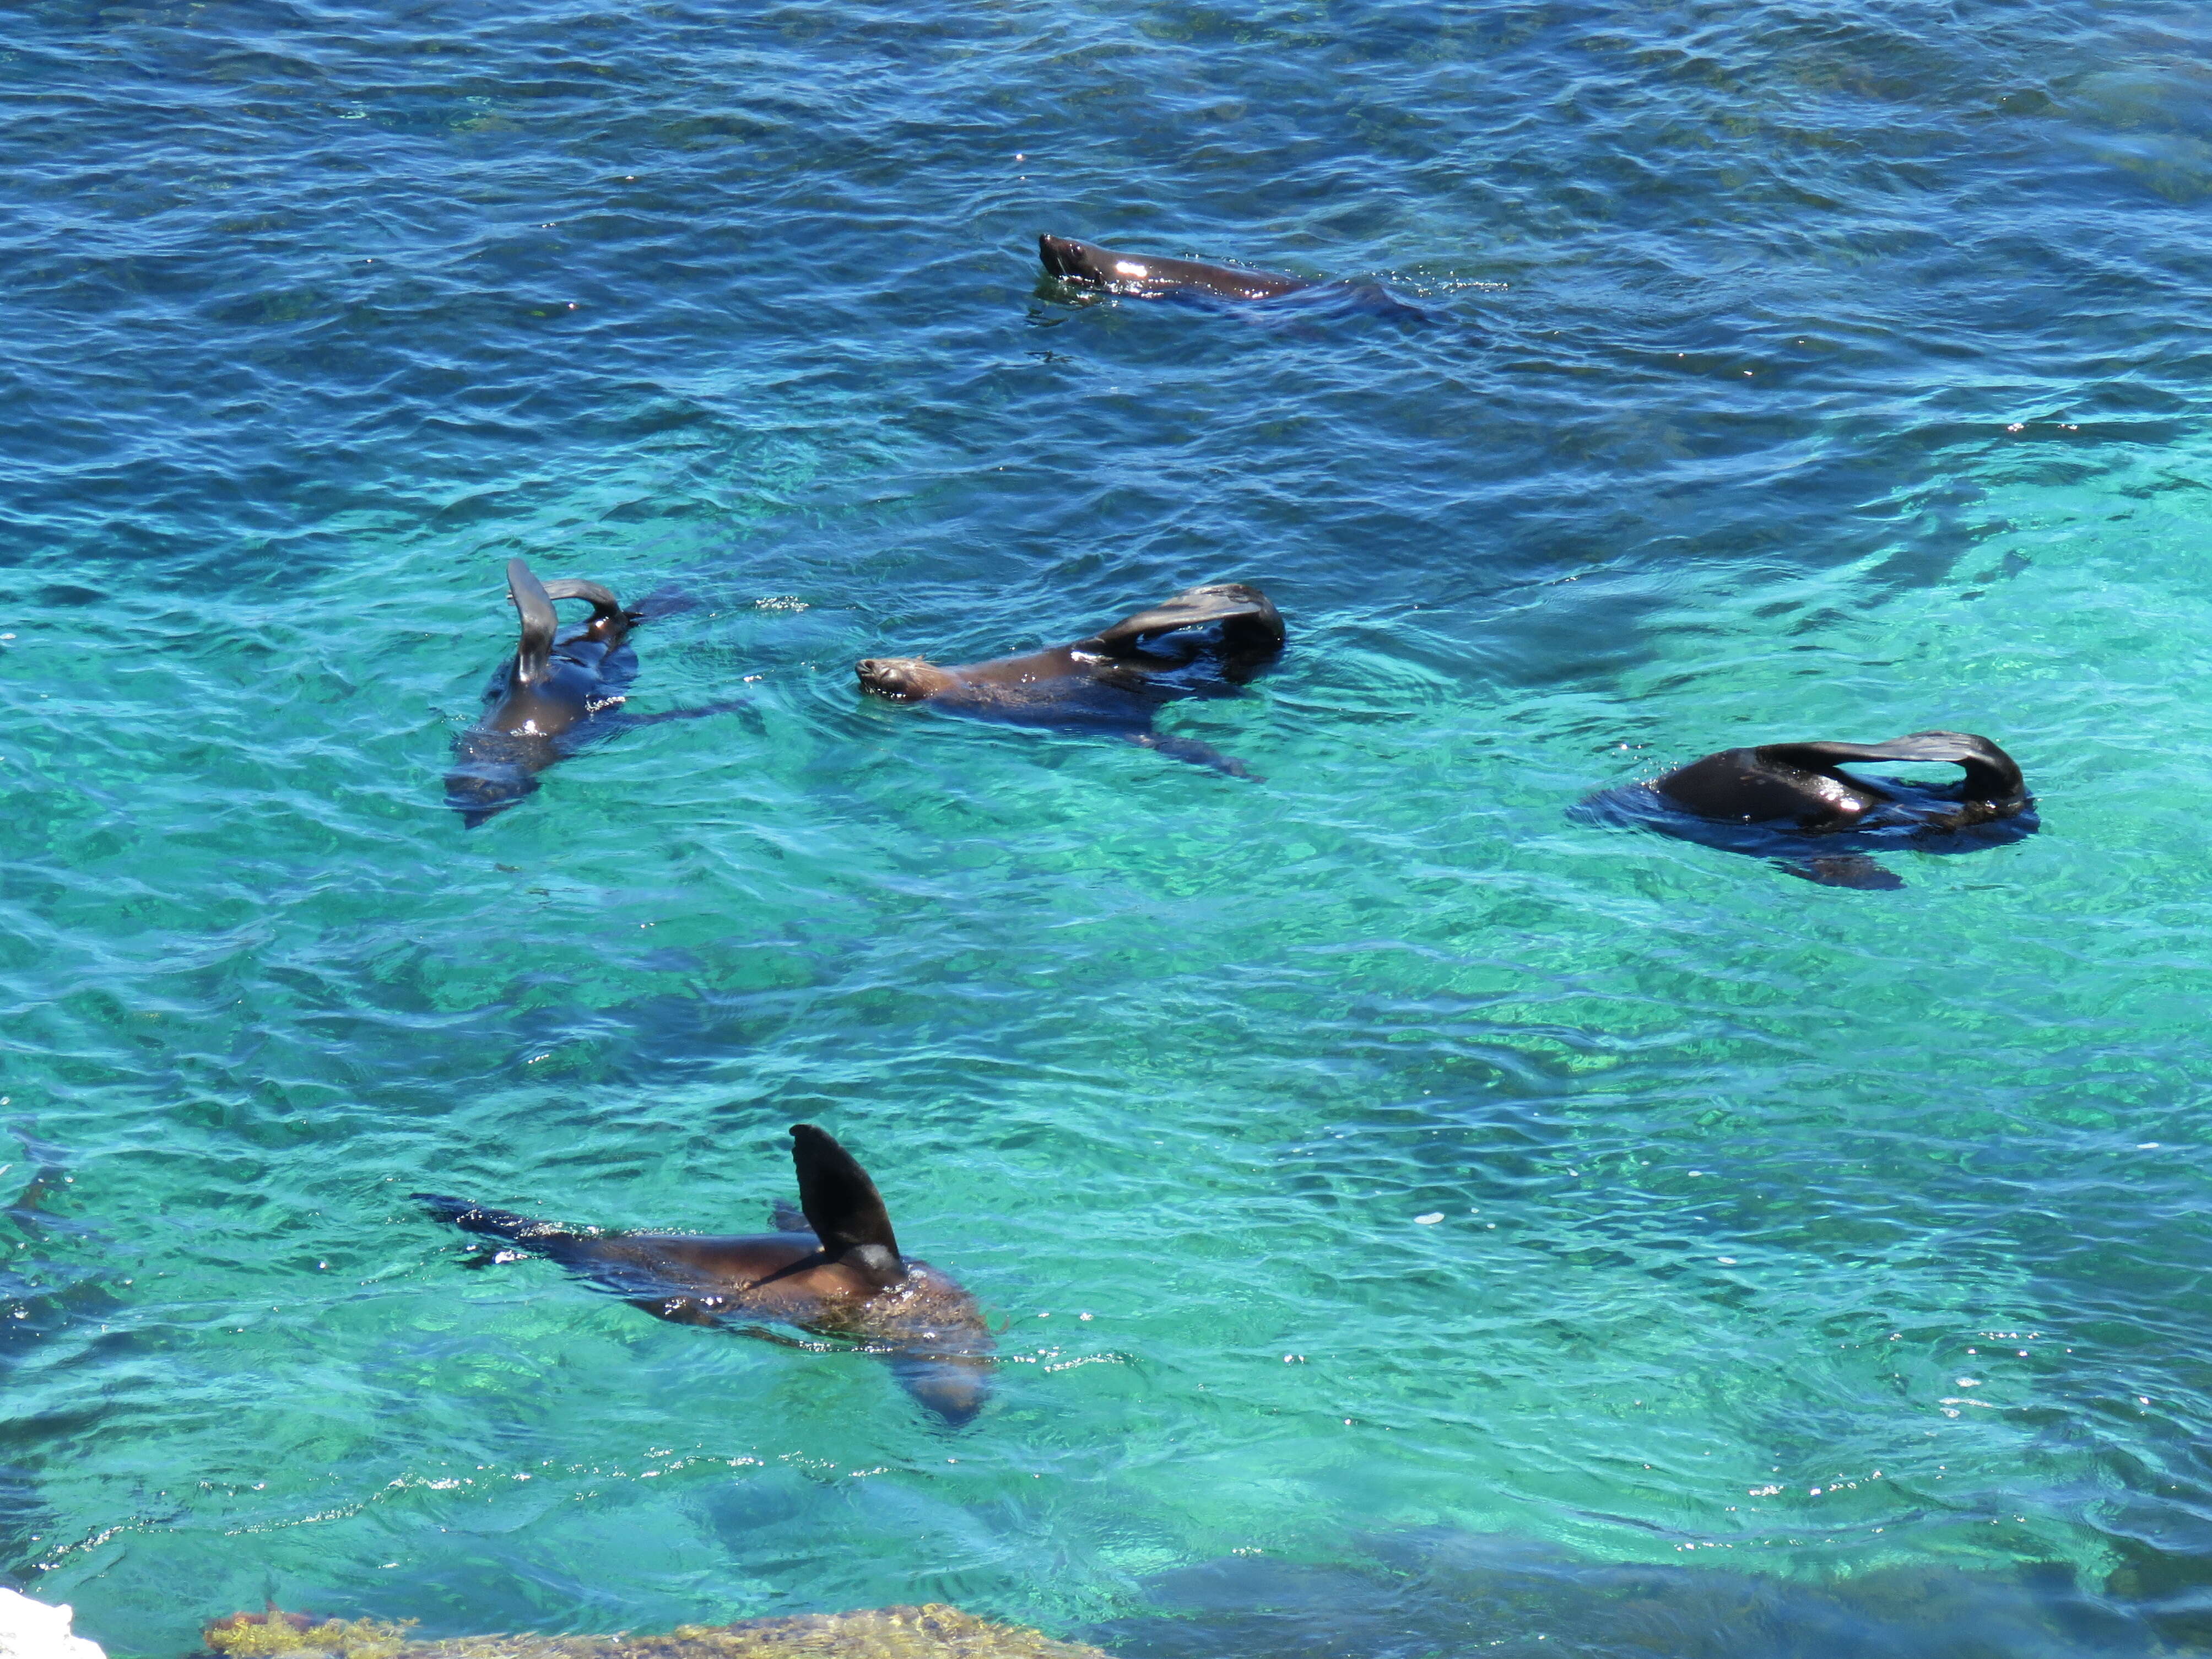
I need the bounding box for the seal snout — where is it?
[856,656,948,701]
[1037,234,1091,282]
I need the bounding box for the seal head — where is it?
[854,657,960,701]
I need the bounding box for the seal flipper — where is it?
[1757,732,2024,806]
[506,559,560,687]
[540,577,635,629]
[770,1197,812,1234]
[618,699,764,732]
[789,1124,903,1287]
[415,1192,581,1246]
[1129,731,1262,781]
[1089,583,1286,664]
[1777,853,1906,891]
[888,1353,990,1429]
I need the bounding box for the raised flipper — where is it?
[790,1123,904,1288]
[506,559,560,687]
[770,1197,813,1234]
[1088,583,1286,662]
[1777,854,1906,891]
[1129,731,1262,781]
[540,577,633,627]
[1757,732,2024,806]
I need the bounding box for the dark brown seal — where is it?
[1653,732,2027,830]
[1576,730,2036,889]
[1039,233,1312,301]
[856,582,1285,777]
[444,558,640,827]
[1037,234,1426,322]
[416,1124,995,1426]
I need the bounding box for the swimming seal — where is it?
[1040,234,1311,302]
[1577,730,2036,889]
[445,559,641,826]
[417,1124,994,1426]
[1037,234,1424,320]
[856,582,1285,777]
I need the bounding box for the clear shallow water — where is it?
[7,0,2212,1652]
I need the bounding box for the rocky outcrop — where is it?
[199,1606,1109,1659]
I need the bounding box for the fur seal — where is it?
[415,1124,994,1426]
[1037,234,1424,321]
[444,560,747,826]
[856,582,1285,777]
[445,559,641,826]
[1577,730,2037,889]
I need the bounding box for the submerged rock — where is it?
[0,1587,107,1659]
[198,1607,1107,1659]
[202,1611,411,1659]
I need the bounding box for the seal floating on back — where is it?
[1577,730,2036,889]
[417,1124,995,1426]
[445,558,641,826]
[1037,234,1424,321]
[444,558,748,826]
[857,582,1286,777]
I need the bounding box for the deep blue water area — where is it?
[7,0,2212,1652]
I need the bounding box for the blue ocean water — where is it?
[6,0,2212,1652]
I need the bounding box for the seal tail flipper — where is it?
[540,577,635,627]
[1088,583,1286,661]
[1758,732,2024,804]
[1776,853,1906,891]
[506,560,559,687]
[789,1125,900,1260]
[1129,731,1261,781]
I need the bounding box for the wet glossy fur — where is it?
[445,559,640,826]
[856,582,1286,777]
[417,1124,994,1425]
[1577,730,2036,889]
[1037,234,1425,321]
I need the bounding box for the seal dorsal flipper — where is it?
[1757,731,2024,804]
[1089,583,1286,660]
[789,1125,902,1281]
[506,559,560,687]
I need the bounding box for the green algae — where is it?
[202,1607,1109,1659]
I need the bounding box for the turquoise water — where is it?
[8,0,2212,1652]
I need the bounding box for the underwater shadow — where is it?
[1086,1530,2154,1659]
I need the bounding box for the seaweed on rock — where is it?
[199,1607,1108,1659]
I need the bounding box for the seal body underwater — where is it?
[856,581,1286,777]
[1037,234,1425,321]
[1576,730,2036,889]
[446,558,641,826]
[416,1124,995,1426]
